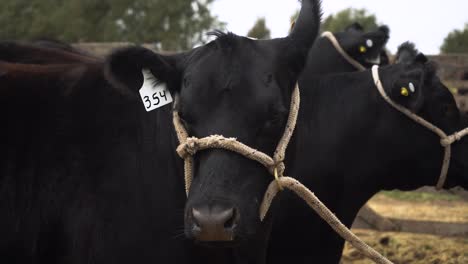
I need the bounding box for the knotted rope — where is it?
[173,84,393,264]
[372,65,468,189]
[321,31,367,71]
[174,85,299,194]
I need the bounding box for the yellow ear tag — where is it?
[359,46,367,53]
[401,87,409,97]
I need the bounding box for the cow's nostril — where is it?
[223,208,236,229]
[192,208,202,229]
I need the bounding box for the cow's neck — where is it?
[142,104,185,187]
[306,37,360,75]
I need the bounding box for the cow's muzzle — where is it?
[188,203,239,242]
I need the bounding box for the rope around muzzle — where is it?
[174,85,300,195]
[173,84,393,264]
[321,31,367,71]
[372,65,468,190]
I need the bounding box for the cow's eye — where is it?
[178,109,195,127]
[183,75,191,88]
[443,104,457,118]
[263,73,274,86]
[261,109,287,133]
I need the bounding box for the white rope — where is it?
[372,65,468,189]
[321,31,367,71]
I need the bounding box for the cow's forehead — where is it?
[177,38,283,122]
[187,36,275,70]
[180,55,277,104]
[183,40,277,92]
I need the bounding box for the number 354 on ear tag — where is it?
[139,69,173,112]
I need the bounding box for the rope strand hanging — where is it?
[372,65,468,189]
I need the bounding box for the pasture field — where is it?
[341,190,468,263]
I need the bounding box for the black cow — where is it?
[0,54,250,264]
[105,26,467,264]
[106,0,321,249]
[32,38,92,56]
[0,0,322,263]
[306,22,390,74]
[265,43,468,263]
[2,6,467,264]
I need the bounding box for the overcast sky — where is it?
[211,0,467,55]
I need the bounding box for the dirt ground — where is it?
[341,191,468,263]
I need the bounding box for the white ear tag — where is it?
[409,82,416,93]
[139,69,173,112]
[366,39,373,48]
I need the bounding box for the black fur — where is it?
[306,23,390,74]
[396,41,419,64]
[0,40,101,65]
[1,1,323,264]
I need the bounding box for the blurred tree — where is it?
[290,8,378,33]
[247,17,271,39]
[322,8,378,32]
[441,24,468,53]
[0,0,224,51]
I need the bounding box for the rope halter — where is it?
[321,31,367,71]
[173,84,300,196]
[372,65,468,189]
[172,82,394,263]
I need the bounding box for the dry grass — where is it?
[341,230,468,264]
[369,192,468,223]
[342,191,468,263]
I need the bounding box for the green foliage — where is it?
[321,8,378,32]
[0,0,224,51]
[441,24,468,54]
[381,190,460,202]
[289,8,378,33]
[247,18,271,40]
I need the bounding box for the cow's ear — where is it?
[104,46,183,95]
[395,42,418,65]
[389,68,425,112]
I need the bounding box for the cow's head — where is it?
[105,0,321,245]
[378,42,468,189]
[334,23,390,67]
